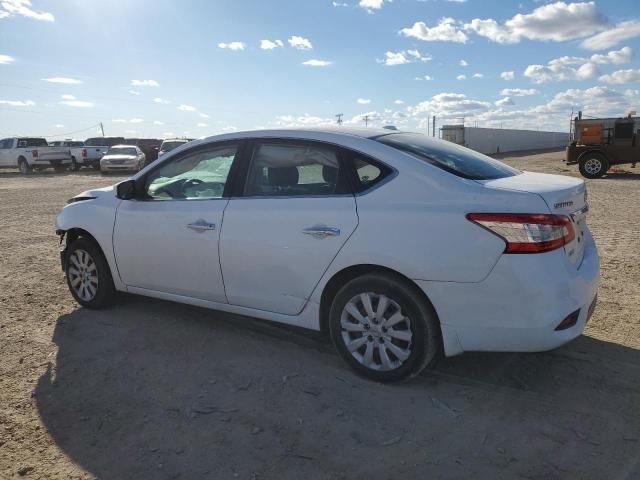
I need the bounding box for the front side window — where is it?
[244,142,344,197]
[377,132,520,180]
[145,144,237,200]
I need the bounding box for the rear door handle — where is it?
[187,220,216,232]
[302,226,340,238]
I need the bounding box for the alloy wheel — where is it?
[340,292,413,371]
[67,249,99,302]
[584,158,602,176]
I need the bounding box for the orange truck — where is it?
[565,113,639,178]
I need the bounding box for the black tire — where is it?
[579,153,609,179]
[65,237,115,309]
[329,273,441,382]
[18,157,32,175]
[71,157,80,171]
[54,165,67,173]
[91,164,100,171]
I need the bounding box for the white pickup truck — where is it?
[0,137,72,174]
[75,137,125,170]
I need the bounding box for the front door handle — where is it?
[302,226,340,239]
[187,220,216,232]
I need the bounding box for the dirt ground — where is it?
[0,150,639,480]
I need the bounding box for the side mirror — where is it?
[116,179,136,200]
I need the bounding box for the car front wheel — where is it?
[65,237,115,309]
[329,273,441,382]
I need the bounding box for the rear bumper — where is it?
[416,233,600,356]
[33,159,71,166]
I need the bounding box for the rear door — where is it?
[219,139,358,315]
[0,139,11,166]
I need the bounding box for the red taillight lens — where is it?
[466,213,575,254]
[81,148,87,157]
[31,149,38,158]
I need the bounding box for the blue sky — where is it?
[1,0,639,139]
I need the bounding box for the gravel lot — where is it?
[1,151,639,479]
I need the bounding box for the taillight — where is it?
[81,148,87,158]
[466,213,575,254]
[31,149,38,158]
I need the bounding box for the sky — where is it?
[0,0,639,140]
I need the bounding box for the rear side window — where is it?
[244,142,348,197]
[376,133,519,180]
[350,155,392,193]
[18,138,48,148]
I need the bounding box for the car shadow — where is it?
[35,296,640,479]
[604,171,640,180]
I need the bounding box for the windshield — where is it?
[107,147,137,156]
[376,133,520,180]
[160,141,187,152]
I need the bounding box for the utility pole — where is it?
[426,114,430,136]
[432,115,436,138]
[335,113,343,126]
[363,115,369,128]
[100,122,105,137]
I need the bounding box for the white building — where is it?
[441,125,569,155]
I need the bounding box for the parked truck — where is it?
[76,137,126,170]
[566,113,639,178]
[0,137,72,174]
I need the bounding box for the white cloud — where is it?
[464,1,608,44]
[500,88,538,96]
[415,75,433,81]
[260,39,284,50]
[0,99,35,107]
[0,54,14,64]
[129,90,140,95]
[456,74,466,80]
[163,132,174,137]
[408,92,492,118]
[357,98,371,104]
[302,59,331,67]
[524,46,632,83]
[54,124,64,128]
[112,119,127,123]
[495,97,514,107]
[459,59,468,66]
[125,130,137,134]
[178,104,197,111]
[501,71,515,80]
[359,0,384,11]
[199,113,209,118]
[380,49,431,66]
[332,1,348,6]
[131,79,159,87]
[197,122,208,127]
[0,0,54,21]
[153,120,164,125]
[532,86,638,118]
[42,77,82,84]
[153,97,170,104]
[60,94,75,100]
[472,73,483,78]
[401,18,468,43]
[288,35,313,50]
[599,69,640,84]
[60,100,93,108]
[218,42,245,51]
[129,118,144,123]
[394,100,404,104]
[581,20,640,50]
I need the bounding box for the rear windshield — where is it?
[107,147,137,156]
[376,133,520,180]
[18,138,48,148]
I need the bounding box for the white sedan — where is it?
[55,128,599,381]
[100,145,146,174]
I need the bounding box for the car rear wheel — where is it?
[65,237,115,309]
[579,153,608,179]
[71,157,80,171]
[18,158,32,175]
[329,273,441,382]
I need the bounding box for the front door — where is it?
[220,140,358,315]
[113,142,239,303]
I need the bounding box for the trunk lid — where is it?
[477,171,588,266]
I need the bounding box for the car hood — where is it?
[102,154,137,160]
[73,185,115,199]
